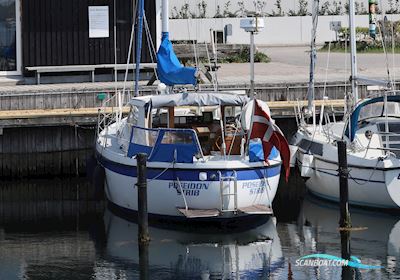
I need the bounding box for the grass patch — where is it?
[319,42,400,53]
[218,48,271,63]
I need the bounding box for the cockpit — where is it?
[122,92,250,162]
[127,104,245,156]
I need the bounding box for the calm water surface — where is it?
[0,175,399,280]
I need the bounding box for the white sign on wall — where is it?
[88,6,109,38]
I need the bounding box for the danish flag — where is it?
[250,99,290,181]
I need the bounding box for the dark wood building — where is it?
[0,0,158,76]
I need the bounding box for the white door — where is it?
[0,0,21,76]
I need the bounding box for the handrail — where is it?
[368,147,400,152]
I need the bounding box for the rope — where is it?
[376,13,395,89]
[391,16,396,90]
[227,110,244,158]
[143,13,159,81]
[145,161,175,182]
[347,159,381,185]
[298,164,340,172]
[320,41,332,139]
[322,41,331,98]
[343,16,348,116]
[297,159,383,185]
[262,176,274,216]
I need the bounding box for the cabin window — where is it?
[131,127,158,147]
[359,102,400,121]
[298,139,323,156]
[150,129,199,163]
[127,105,139,126]
[161,131,194,144]
[127,126,159,158]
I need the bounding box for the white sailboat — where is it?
[95,0,290,221]
[291,0,400,209]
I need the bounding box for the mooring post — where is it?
[337,140,351,229]
[136,153,150,243]
[340,230,353,279]
[337,140,354,279]
[137,153,149,280]
[139,240,149,280]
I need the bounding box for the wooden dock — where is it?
[0,80,349,177]
[0,99,345,127]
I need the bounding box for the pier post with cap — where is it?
[137,153,150,243]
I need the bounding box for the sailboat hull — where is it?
[97,142,281,220]
[297,150,400,209]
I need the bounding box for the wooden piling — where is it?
[139,240,149,280]
[136,153,150,243]
[337,140,351,229]
[337,140,354,279]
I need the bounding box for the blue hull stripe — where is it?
[98,155,281,181]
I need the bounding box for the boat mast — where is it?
[134,0,145,97]
[162,0,169,36]
[349,0,358,104]
[306,0,319,118]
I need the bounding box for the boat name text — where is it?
[169,182,209,196]
[242,180,267,195]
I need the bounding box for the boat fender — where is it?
[93,165,105,200]
[301,153,314,177]
[289,145,298,167]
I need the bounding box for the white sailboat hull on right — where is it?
[296,148,400,209]
[291,0,400,210]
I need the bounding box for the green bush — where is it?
[321,20,400,53]
[219,48,271,63]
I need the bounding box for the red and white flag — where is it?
[250,99,290,181]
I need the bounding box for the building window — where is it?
[0,0,16,71]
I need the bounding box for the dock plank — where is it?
[0,107,130,119]
[0,99,344,120]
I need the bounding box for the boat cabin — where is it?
[347,94,400,157]
[123,92,250,163]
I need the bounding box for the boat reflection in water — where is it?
[284,195,400,279]
[102,208,285,279]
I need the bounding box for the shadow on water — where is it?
[0,171,399,279]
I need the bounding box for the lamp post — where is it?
[240,14,264,99]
